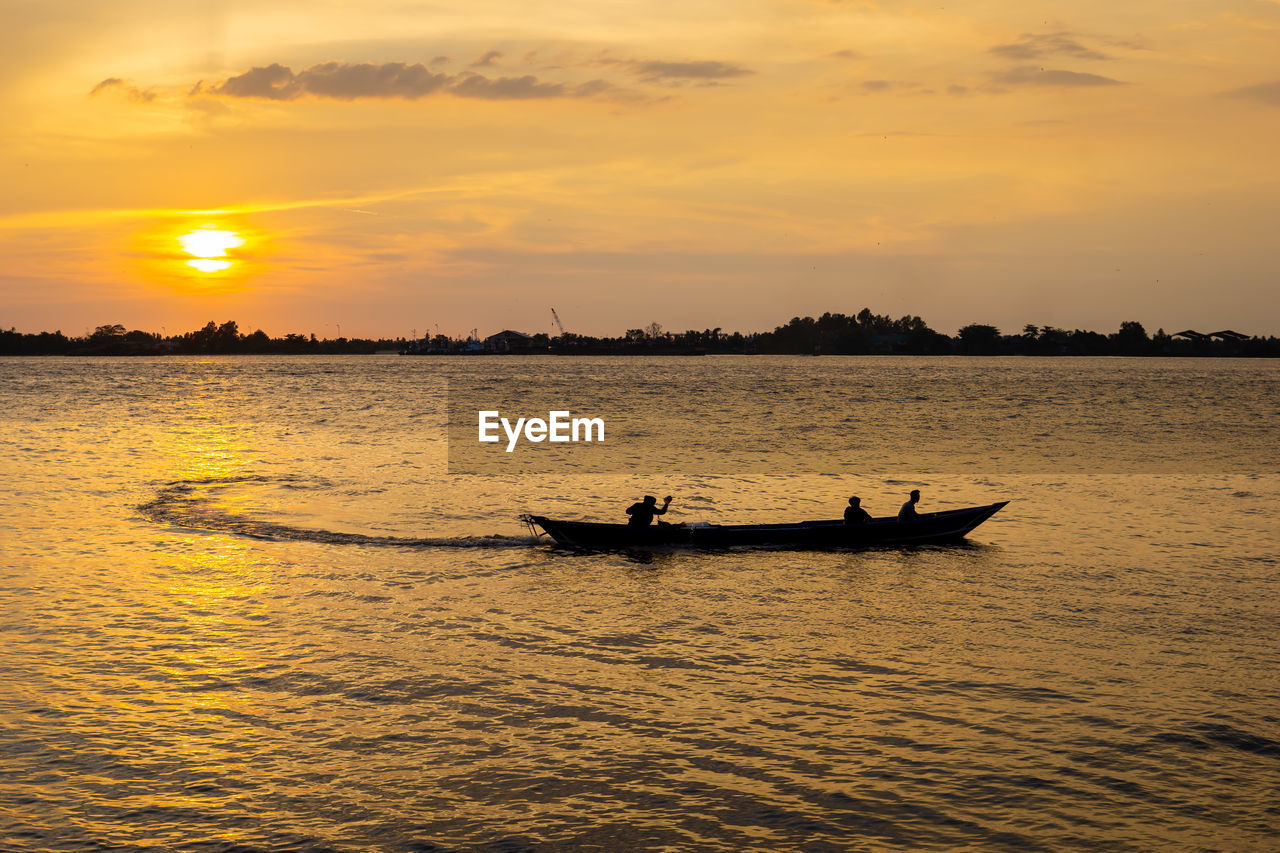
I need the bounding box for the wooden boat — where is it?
[522,501,1008,551]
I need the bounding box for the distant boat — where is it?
[522,501,1008,550]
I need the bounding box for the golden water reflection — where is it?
[5,357,1278,851]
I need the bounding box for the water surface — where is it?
[1,356,1277,851]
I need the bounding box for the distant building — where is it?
[484,330,534,353]
[1209,330,1249,341]
[1172,329,1249,343]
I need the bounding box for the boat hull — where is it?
[523,502,1008,551]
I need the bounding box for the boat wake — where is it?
[137,475,541,549]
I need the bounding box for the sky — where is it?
[2,0,1278,339]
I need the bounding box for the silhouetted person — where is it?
[626,495,671,527]
[844,496,871,525]
[898,489,921,521]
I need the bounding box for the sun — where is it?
[186,258,233,273]
[178,226,245,273]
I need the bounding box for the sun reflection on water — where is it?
[8,358,1280,851]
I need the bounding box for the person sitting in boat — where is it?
[844,496,871,525]
[898,489,921,520]
[626,495,672,527]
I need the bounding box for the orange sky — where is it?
[2,0,1278,338]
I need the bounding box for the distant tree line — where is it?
[0,321,404,355]
[2,313,1277,356]
[555,313,1277,357]
[755,310,952,354]
[945,320,1275,357]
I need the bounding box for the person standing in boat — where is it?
[626,495,672,527]
[844,496,871,525]
[898,489,921,520]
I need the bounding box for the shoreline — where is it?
[3,351,1277,359]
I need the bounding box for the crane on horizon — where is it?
[550,307,566,338]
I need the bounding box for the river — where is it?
[1,355,1277,851]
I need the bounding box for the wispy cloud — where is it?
[0,184,474,232]
[88,77,156,102]
[627,59,753,83]
[470,50,503,67]
[1225,80,1280,105]
[89,77,125,95]
[992,66,1124,87]
[990,32,1111,61]
[451,73,588,99]
[574,54,753,85]
[196,61,611,101]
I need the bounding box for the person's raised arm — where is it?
[656,496,672,515]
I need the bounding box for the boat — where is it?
[521,501,1008,551]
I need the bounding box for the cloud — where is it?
[627,60,753,83]
[211,62,453,100]
[88,77,156,102]
[992,66,1124,87]
[202,61,610,102]
[89,77,124,95]
[471,50,503,67]
[451,73,570,99]
[990,32,1110,61]
[210,63,299,99]
[854,79,932,95]
[298,61,453,100]
[1225,80,1280,105]
[827,49,860,60]
[569,79,617,98]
